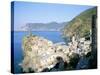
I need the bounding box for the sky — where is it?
[12,1,94,31]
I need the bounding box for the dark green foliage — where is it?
[85,52,91,58]
[69,53,80,69]
[62,7,97,38]
[88,49,97,69]
[65,53,80,70]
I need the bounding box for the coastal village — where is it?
[10,2,97,74]
[19,34,91,72]
[19,7,97,73]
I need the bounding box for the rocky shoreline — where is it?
[19,34,91,73]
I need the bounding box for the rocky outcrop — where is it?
[19,34,91,72]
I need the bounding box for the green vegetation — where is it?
[65,53,80,70]
[62,7,97,38]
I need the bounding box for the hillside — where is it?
[62,7,97,38]
[21,22,67,31]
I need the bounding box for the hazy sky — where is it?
[13,1,94,30]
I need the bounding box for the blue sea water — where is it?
[13,31,65,73]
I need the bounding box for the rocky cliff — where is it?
[19,34,91,72]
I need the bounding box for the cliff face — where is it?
[62,7,97,38]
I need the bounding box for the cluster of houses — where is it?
[19,34,91,72]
